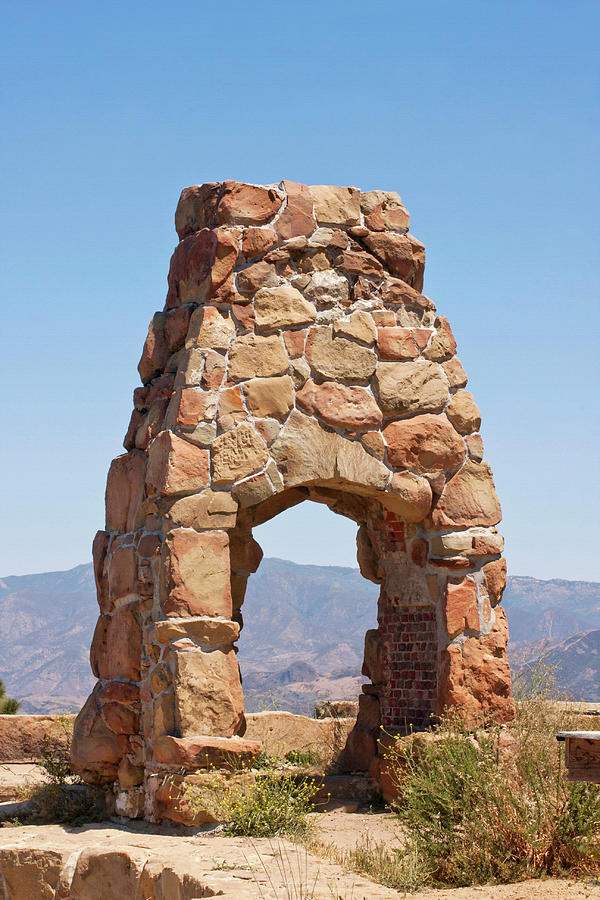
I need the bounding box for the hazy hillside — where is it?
[1,560,599,713]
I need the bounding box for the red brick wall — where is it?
[379,605,438,731]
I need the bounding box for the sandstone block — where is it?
[361,189,410,233]
[332,310,377,344]
[239,375,293,421]
[201,349,226,389]
[442,357,468,388]
[334,250,384,278]
[484,557,507,606]
[103,702,140,735]
[383,413,466,473]
[146,431,209,495]
[108,545,138,601]
[432,460,502,528]
[232,472,276,508]
[105,451,146,533]
[167,387,217,428]
[154,616,239,645]
[380,278,433,309]
[186,305,235,350]
[215,181,283,226]
[160,490,239,530]
[387,472,433,522]
[283,328,307,357]
[362,628,383,683]
[271,409,338,484]
[138,312,167,384]
[360,430,386,459]
[71,685,127,784]
[92,530,110,613]
[305,326,377,382]
[275,180,316,240]
[362,231,419,283]
[160,528,231,618]
[164,304,194,353]
[228,333,289,380]
[309,184,361,226]
[374,360,449,415]
[242,226,277,258]
[173,647,243,737]
[297,379,382,431]
[465,432,484,462]
[423,316,457,360]
[211,422,269,484]
[91,603,142,682]
[446,390,481,434]
[443,576,479,638]
[174,182,222,238]
[301,268,350,305]
[356,526,381,584]
[154,734,261,767]
[376,326,419,360]
[254,285,317,331]
[237,260,278,293]
[335,440,390,490]
[166,229,217,306]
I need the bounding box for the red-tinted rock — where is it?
[424,316,457,360]
[138,313,167,384]
[105,451,146,533]
[383,414,466,473]
[432,461,502,528]
[103,702,140,735]
[91,604,142,682]
[363,232,421,285]
[146,431,209,495]
[283,328,307,357]
[92,530,110,613]
[242,227,277,259]
[108,545,138,601]
[376,326,419,360]
[154,734,262,767]
[99,682,140,705]
[484,557,507,606]
[174,182,223,238]
[216,181,283,226]
[160,528,232,618]
[334,250,384,279]
[71,685,127,784]
[443,576,479,638]
[164,305,194,353]
[275,181,316,240]
[296,379,382,431]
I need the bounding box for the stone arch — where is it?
[72,180,514,813]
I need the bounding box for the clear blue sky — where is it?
[1,0,598,581]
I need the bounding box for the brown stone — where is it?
[432,460,502,528]
[296,379,382,431]
[146,431,209,495]
[92,603,141,682]
[356,527,380,584]
[173,647,244,737]
[103,702,140,735]
[228,333,289,381]
[380,278,434,310]
[484,557,507,606]
[362,628,383,683]
[254,285,317,331]
[186,305,235,350]
[305,326,377,382]
[232,299,255,332]
[160,490,238,530]
[371,310,395,326]
[297,249,330,273]
[442,356,468,388]
[360,430,386,459]
[335,250,384,279]
[237,260,278,293]
[166,229,217,306]
[215,181,283,226]
[309,184,361,226]
[138,313,167,384]
[164,305,194,353]
[410,538,429,567]
[275,180,316,240]
[160,528,231,618]
[242,375,294,420]
[443,576,479,638]
[362,231,420,284]
[92,530,110,613]
[154,616,239,645]
[168,387,217,427]
[211,422,269,484]
[154,734,261,767]
[174,182,222,238]
[242,226,277,259]
[423,316,457,360]
[282,328,307,357]
[342,729,377,771]
[216,385,247,431]
[383,413,466,473]
[71,685,126,783]
[201,349,226,389]
[387,472,433,522]
[466,432,484,462]
[108,545,138,600]
[361,189,410,232]
[376,326,419,360]
[117,756,144,788]
[438,607,515,725]
[105,451,146,533]
[99,682,140,705]
[332,311,377,345]
[374,360,449,416]
[446,390,481,434]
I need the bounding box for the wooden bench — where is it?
[556,731,600,782]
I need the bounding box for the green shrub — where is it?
[384,668,600,887]
[38,714,78,785]
[0,679,19,715]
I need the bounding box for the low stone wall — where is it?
[0,715,75,763]
[244,711,354,766]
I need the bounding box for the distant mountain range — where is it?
[1,560,599,713]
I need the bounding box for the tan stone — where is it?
[301,268,350,305]
[270,409,337,484]
[154,734,261,767]
[242,375,294,420]
[360,430,386,459]
[438,607,515,725]
[232,298,255,332]
[146,431,209,495]
[443,576,479,638]
[154,617,240,645]
[296,379,382,431]
[211,422,269,484]
[309,184,361,226]
[297,249,330,273]
[215,181,284,226]
[447,390,481,434]
[305,326,377,382]
[380,278,434,310]
[382,414,466,473]
[356,527,381,584]
[232,472,276,508]
[289,356,311,387]
[228,333,289,380]
[160,528,231,618]
[237,260,278,293]
[254,285,317,331]
[201,349,226,389]
[374,360,449,415]
[216,385,247,432]
[254,417,282,444]
[242,226,277,259]
[442,357,468,388]
[335,440,389,491]
[160,490,238,530]
[371,310,395,326]
[361,190,410,233]
[173,647,243,737]
[275,180,316,240]
[185,306,235,350]
[432,460,502,528]
[244,711,354,765]
[386,472,432,522]
[332,311,377,345]
[105,451,146,533]
[376,326,419,360]
[484,557,507,606]
[423,316,457,360]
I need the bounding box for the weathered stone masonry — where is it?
[71,180,514,818]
